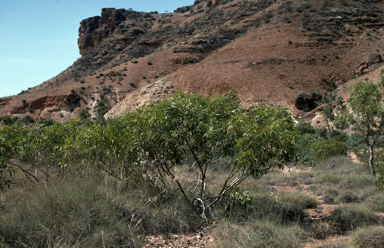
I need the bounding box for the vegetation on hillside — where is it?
[1,89,384,247]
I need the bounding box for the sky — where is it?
[0,0,193,97]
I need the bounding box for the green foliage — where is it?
[21,115,34,125]
[310,139,347,161]
[295,122,315,135]
[1,115,19,126]
[0,91,296,222]
[376,165,384,190]
[330,80,384,177]
[79,109,90,121]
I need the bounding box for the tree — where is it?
[339,80,384,176]
[124,91,296,219]
[322,91,347,133]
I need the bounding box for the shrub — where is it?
[80,79,86,84]
[310,222,332,239]
[1,115,13,125]
[79,109,90,120]
[336,191,359,203]
[132,60,138,64]
[295,122,315,135]
[351,226,384,248]
[22,99,27,104]
[309,139,347,161]
[97,100,105,107]
[278,192,318,209]
[329,205,380,232]
[129,82,136,87]
[147,61,152,65]
[377,165,384,190]
[21,115,35,125]
[27,108,35,113]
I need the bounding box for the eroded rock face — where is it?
[356,53,384,75]
[78,8,127,55]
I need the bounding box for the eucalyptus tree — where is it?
[344,80,384,176]
[123,90,296,219]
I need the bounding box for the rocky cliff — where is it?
[2,0,384,124]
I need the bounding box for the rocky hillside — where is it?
[2,0,384,123]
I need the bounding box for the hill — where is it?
[2,0,384,122]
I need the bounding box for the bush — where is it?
[278,192,318,209]
[310,139,347,161]
[21,115,35,125]
[329,205,380,232]
[295,122,315,135]
[336,191,359,203]
[22,99,27,104]
[351,226,384,248]
[377,165,384,190]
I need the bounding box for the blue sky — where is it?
[0,0,192,97]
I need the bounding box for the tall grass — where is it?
[0,171,199,247]
[212,219,306,248]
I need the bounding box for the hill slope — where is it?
[2,0,384,122]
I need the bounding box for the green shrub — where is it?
[377,165,384,190]
[295,122,315,135]
[351,226,384,248]
[129,82,136,87]
[21,115,35,125]
[22,99,27,104]
[310,139,347,161]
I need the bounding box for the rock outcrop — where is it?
[356,53,384,75]
[78,8,127,55]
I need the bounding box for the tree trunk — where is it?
[368,146,376,176]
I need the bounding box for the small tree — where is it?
[340,80,384,176]
[124,91,296,219]
[322,91,347,133]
